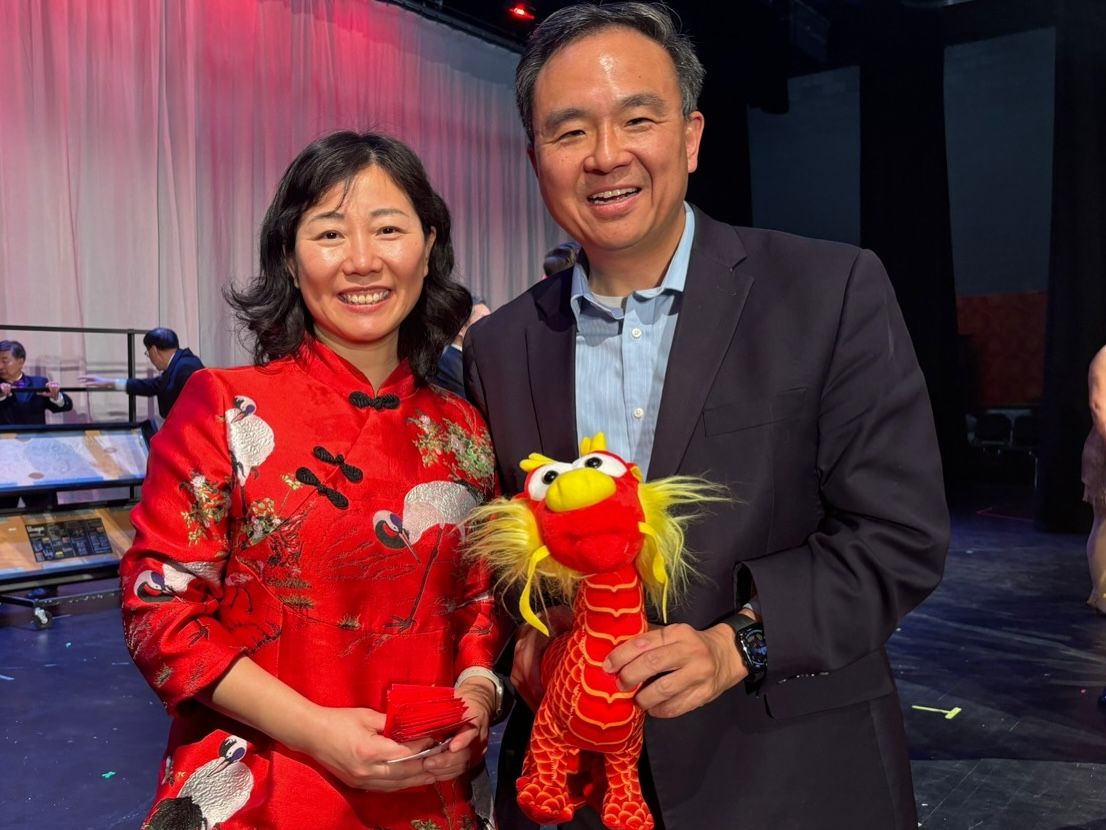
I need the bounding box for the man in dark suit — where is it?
[80,327,203,419]
[435,298,490,399]
[0,339,75,510]
[464,4,949,828]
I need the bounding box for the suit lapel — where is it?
[526,274,579,464]
[649,211,753,479]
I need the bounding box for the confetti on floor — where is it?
[911,704,962,720]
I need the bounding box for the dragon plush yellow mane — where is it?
[464,433,727,633]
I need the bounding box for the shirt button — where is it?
[631,327,643,339]
[632,407,645,419]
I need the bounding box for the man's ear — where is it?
[685,111,705,174]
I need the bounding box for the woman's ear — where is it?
[423,227,438,278]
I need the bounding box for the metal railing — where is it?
[0,323,149,422]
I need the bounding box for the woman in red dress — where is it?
[121,131,509,829]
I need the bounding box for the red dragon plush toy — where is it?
[466,434,723,830]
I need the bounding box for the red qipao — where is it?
[120,338,508,830]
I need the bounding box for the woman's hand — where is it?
[303,706,439,792]
[421,677,496,783]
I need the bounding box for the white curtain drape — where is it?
[0,0,561,421]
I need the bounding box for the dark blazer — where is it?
[434,344,466,398]
[464,208,949,829]
[0,375,73,425]
[126,347,204,418]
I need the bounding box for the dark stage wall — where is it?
[1037,0,1106,532]
[745,28,1055,299]
[692,11,1104,526]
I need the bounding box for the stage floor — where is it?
[1,484,1104,829]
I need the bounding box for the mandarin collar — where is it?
[292,337,418,402]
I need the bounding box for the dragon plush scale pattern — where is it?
[465,434,725,829]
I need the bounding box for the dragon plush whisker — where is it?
[465,434,726,830]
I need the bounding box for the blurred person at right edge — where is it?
[1083,344,1106,615]
[463,3,950,828]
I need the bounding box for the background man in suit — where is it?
[0,339,75,510]
[435,297,490,398]
[464,3,950,828]
[542,241,580,278]
[80,327,203,419]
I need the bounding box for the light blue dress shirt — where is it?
[571,204,696,477]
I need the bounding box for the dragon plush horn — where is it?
[579,433,607,454]
[520,452,555,473]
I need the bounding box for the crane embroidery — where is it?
[225,396,275,491]
[378,480,481,631]
[144,735,254,829]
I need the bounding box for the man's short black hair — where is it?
[0,340,26,360]
[515,2,705,146]
[142,328,180,350]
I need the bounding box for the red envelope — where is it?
[382,683,471,742]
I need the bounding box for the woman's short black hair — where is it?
[226,131,470,383]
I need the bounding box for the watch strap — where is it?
[455,666,504,720]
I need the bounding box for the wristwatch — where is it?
[455,666,505,720]
[719,614,768,687]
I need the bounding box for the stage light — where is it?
[506,3,536,22]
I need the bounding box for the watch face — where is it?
[741,628,768,669]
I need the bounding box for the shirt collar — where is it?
[570,203,696,324]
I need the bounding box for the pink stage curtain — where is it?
[0,0,560,422]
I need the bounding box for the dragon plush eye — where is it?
[527,462,572,501]
[574,453,628,478]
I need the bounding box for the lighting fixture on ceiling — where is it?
[505,3,537,23]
